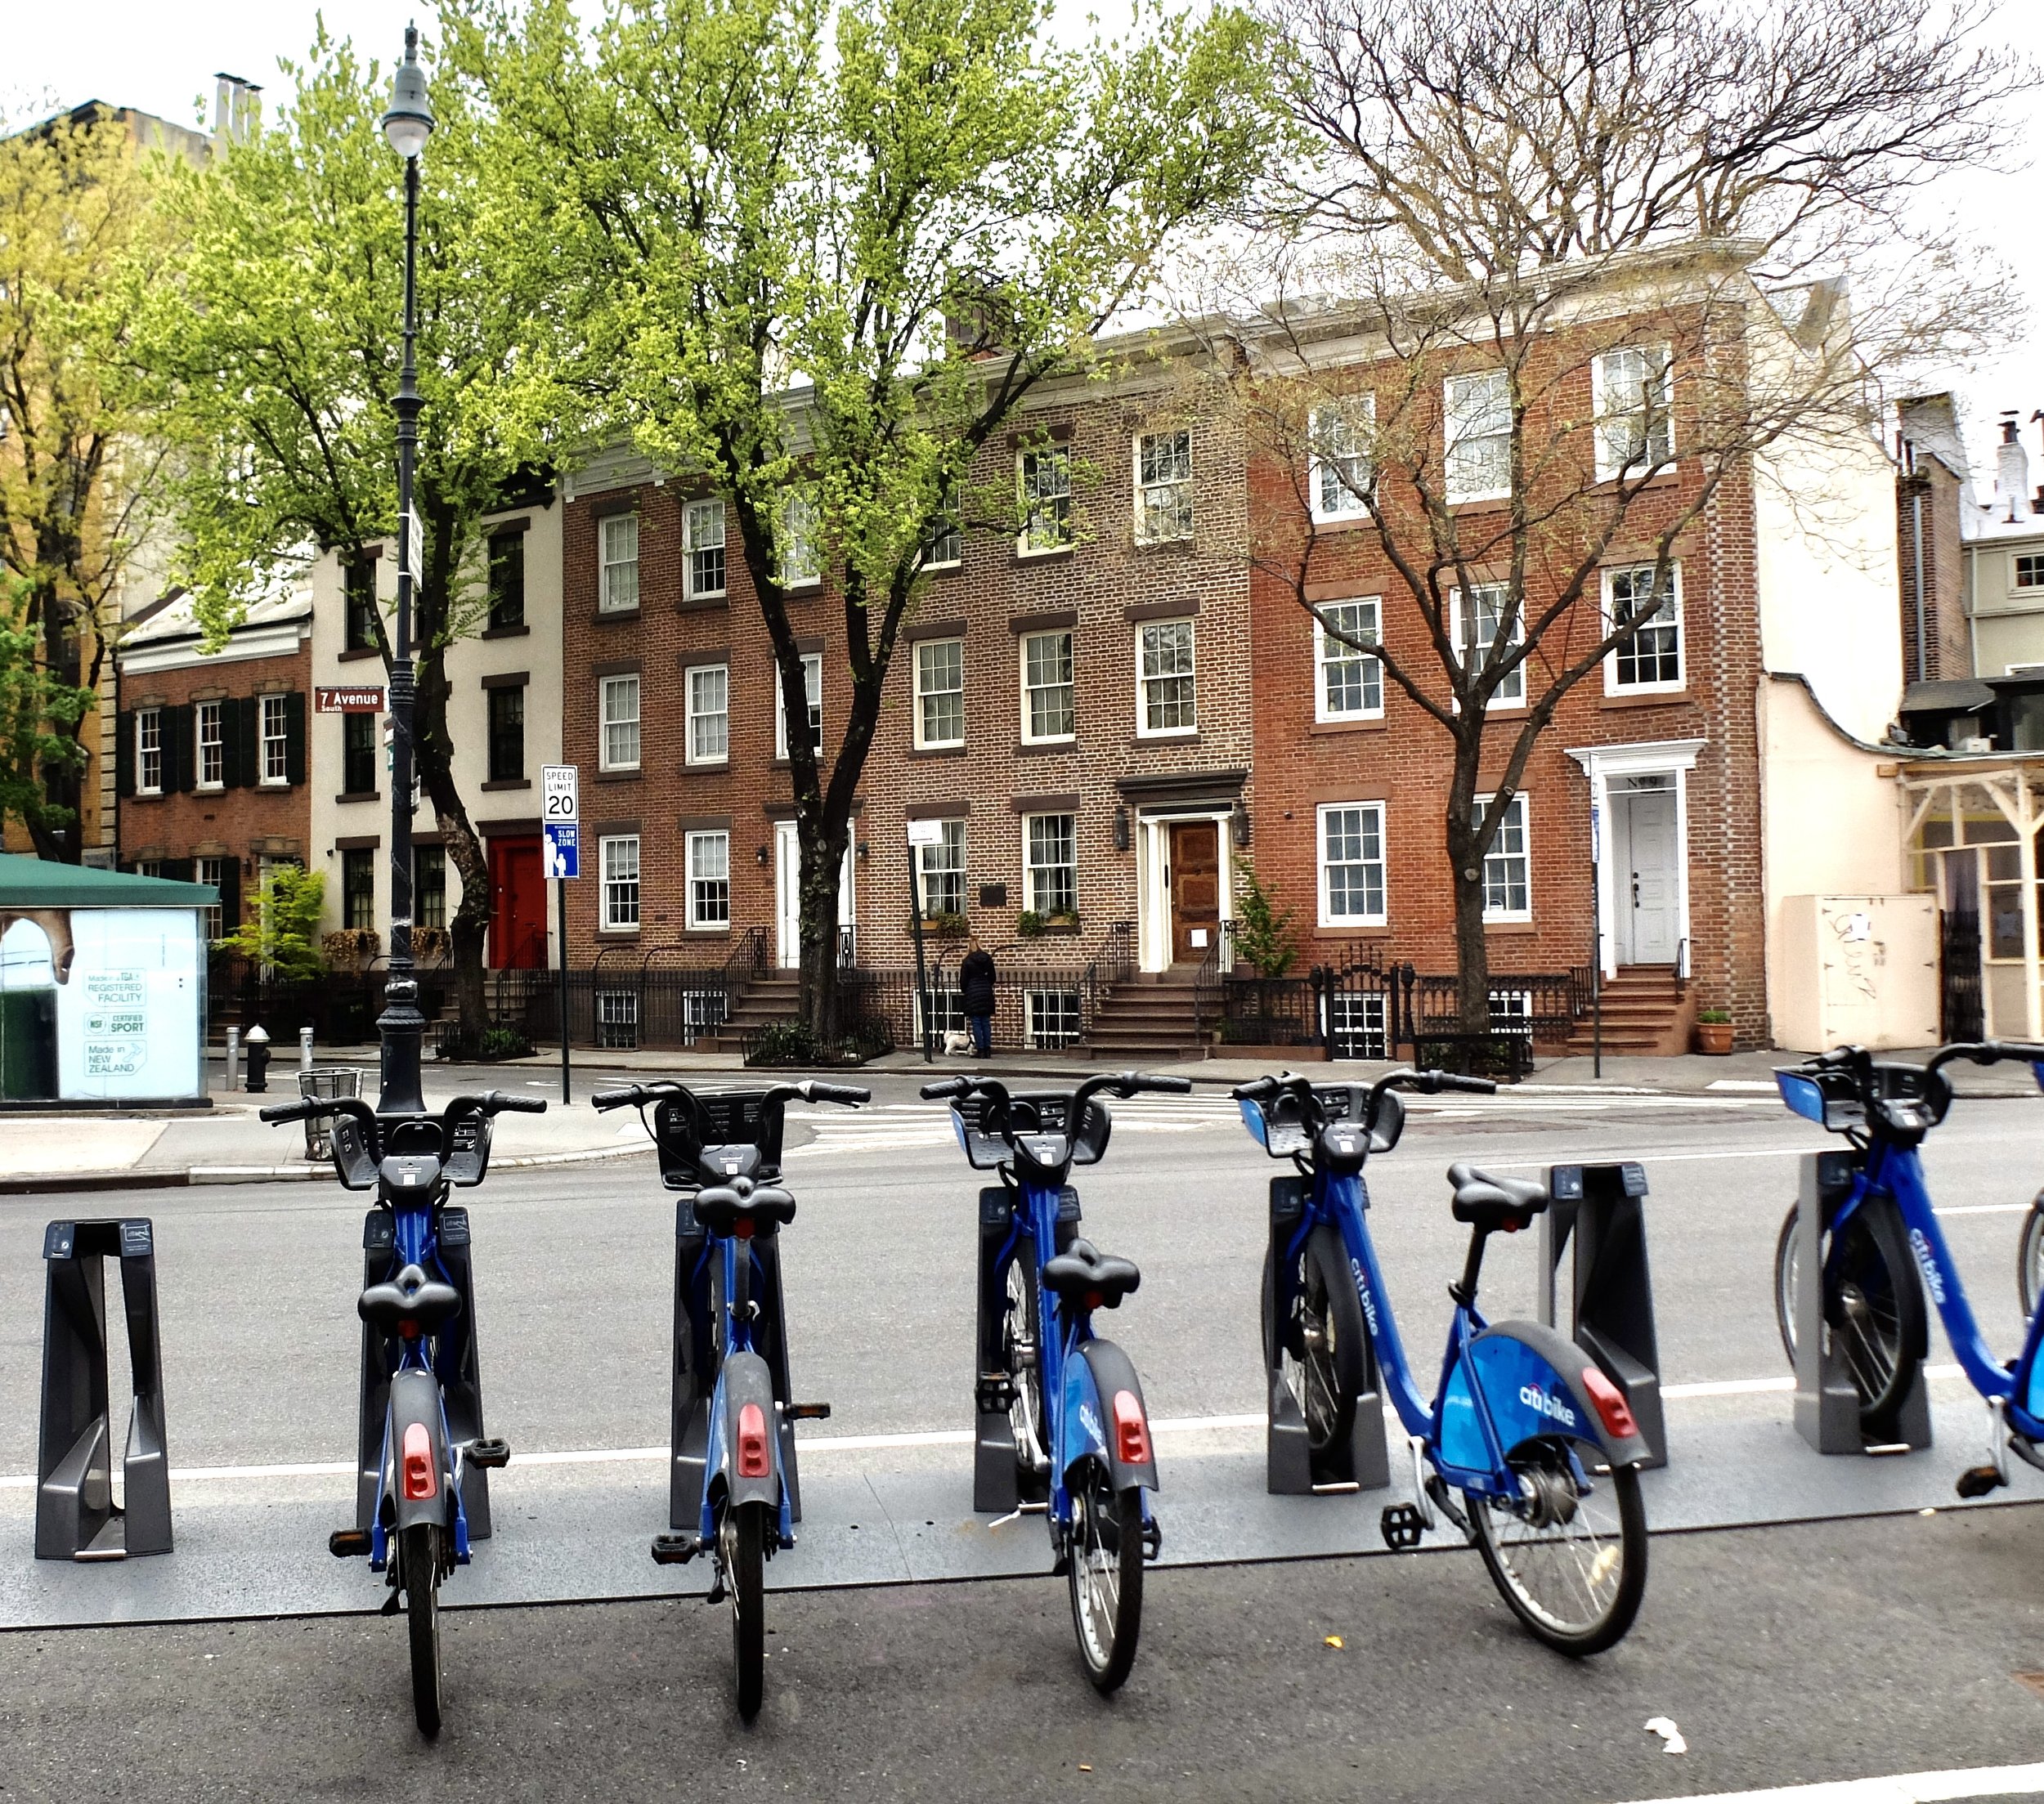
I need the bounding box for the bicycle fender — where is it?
[385,1368,454,1533]
[716,1352,782,1512]
[1440,1320,1652,1471]
[1069,1340,1159,1493]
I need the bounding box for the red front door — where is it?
[489,835,546,969]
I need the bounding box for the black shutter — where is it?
[285,692,307,786]
[219,857,240,933]
[231,696,258,788]
[170,705,197,794]
[114,710,134,797]
[162,857,195,884]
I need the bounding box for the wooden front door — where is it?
[489,835,546,969]
[1168,821,1221,964]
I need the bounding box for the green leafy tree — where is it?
[1230,856,1296,977]
[0,576,96,844]
[119,29,551,1032]
[451,0,1275,1035]
[218,864,327,980]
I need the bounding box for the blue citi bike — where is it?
[259,1086,545,1735]
[1235,1070,1653,1654]
[1769,1041,2044,1494]
[594,1076,867,1720]
[924,1069,1190,1691]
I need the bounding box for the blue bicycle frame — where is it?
[694,1227,796,1551]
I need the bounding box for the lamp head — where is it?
[381,22,435,159]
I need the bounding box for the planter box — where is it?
[1694,1022,1734,1055]
[1212,1041,1327,1064]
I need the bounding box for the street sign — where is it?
[402,508,424,580]
[544,822,580,880]
[906,817,947,848]
[541,763,579,824]
[315,685,386,713]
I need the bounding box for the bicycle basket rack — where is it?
[1242,1084,1369,1160]
[651,1088,786,1188]
[950,1092,1111,1171]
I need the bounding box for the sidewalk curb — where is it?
[0,1139,656,1197]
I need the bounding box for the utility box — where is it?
[1773,895,1939,1053]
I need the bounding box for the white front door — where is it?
[1618,790,1679,965]
[773,822,854,969]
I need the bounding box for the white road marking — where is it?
[1608,1760,2044,1803]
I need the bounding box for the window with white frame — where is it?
[1489,989,1535,1037]
[915,987,967,1041]
[778,491,822,589]
[198,856,225,942]
[2018,553,2043,590]
[924,518,962,569]
[600,835,640,931]
[914,639,965,748]
[1135,431,1194,543]
[600,674,641,771]
[1592,345,1674,480]
[1136,619,1196,736]
[136,707,163,795]
[1315,599,1383,720]
[1451,583,1525,706]
[1309,398,1374,521]
[1020,445,1071,552]
[1605,562,1683,692]
[1479,793,1531,921]
[1024,812,1078,918]
[686,664,729,765]
[1026,989,1083,1049]
[1444,369,1513,503]
[260,694,289,784]
[197,701,224,789]
[681,990,728,1045]
[686,830,730,929]
[1317,802,1387,925]
[597,990,639,1050]
[684,499,727,600]
[1325,991,1388,1059]
[1021,629,1074,742]
[915,817,966,919]
[599,513,640,611]
[774,653,822,759]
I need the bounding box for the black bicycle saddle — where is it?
[693,1183,797,1237]
[1446,1162,1550,1231]
[358,1262,462,1332]
[1042,1237,1141,1309]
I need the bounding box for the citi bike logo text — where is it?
[1078,1402,1103,1451]
[1908,1228,1947,1305]
[1350,1260,1380,1335]
[1518,1384,1579,1430]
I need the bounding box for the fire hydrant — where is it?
[244,1023,272,1094]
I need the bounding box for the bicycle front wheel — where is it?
[1466,1442,1645,1656]
[1774,1202,1800,1367]
[1262,1224,1366,1457]
[400,1523,443,1738]
[1067,1461,1145,1693]
[2019,1199,2044,1320]
[1826,1200,1928,1429]
[724,1501,767,1721]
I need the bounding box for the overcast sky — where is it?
[9,0,2042,484]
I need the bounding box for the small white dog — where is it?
[942,1028,973,1057]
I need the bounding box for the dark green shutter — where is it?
[170,705,197,794]
[218,859,241,933]
[230,696,258,788]
[285,692,307,786]
[162,857,195,884]
[114,710,134,797]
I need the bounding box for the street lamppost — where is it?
[375,22,434,1117]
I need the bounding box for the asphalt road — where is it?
[2,1506,2042,1802]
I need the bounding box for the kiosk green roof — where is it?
[0,852,216,909]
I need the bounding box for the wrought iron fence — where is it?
[1940,909,1983,1042]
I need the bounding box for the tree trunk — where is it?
[414,647,492,1041]
[796,813,849,1045]
[29,575,83,862]
[1444,741,1494,1033]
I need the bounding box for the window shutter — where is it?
[219,859,241,933]
[163,857,195,884]
[231,696,258,788]
[114,710,134,798]
[171,705,197,794]
[285,692,307,786]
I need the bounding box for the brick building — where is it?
[555,340,1256,1049]
[110,589,313,937]
[1237,263,1907,1053]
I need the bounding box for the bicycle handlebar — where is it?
[258,1090,545,1126]
[590,1077,869,1113]
[1230,1068,1498,1114]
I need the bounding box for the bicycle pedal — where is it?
[975,1375,1016,1414]
[1956,1465,2009,1500]
[783,1402,831,1422]
[467,1437,511,1470]
[651,1531,702,1566]
[1379,1503,1427,1551]
[328,1529,372,1559]
[1141,1518,1164,1561]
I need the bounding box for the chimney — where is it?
[1997,414,2029,525]
[213,74,262,145]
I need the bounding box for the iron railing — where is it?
[1940,909,1983,1042]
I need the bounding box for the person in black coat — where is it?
[959,945,997,1058]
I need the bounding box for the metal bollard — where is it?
[224,1026,240,1093]
[299,1027,314,1072]
[244,1024,271,1094]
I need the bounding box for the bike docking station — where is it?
[1263,1173,1392,1497]
[972,1177,1083,1512]
[1536,1163,1667,1471]
[1793,1148,1932,1457]
[35,1219,172,1561]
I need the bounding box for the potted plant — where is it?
[1694,1007,1733,1055]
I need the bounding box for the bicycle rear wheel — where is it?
[1774,1201,1800,1366]
[1001,1250,1049,1498]
[2019,1199,2044,1320]
[724,1501,767,1721]
[1066,1460,1144,1693]
[1261,1224,1365,1457]
[1826,1200,1928,1429]
[400,1523,443,1737]
[1465,1441,1645,1656]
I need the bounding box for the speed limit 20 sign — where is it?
[542,764,579,823]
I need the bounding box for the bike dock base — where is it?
[1265,1176,1391,1497]
[1793,1151,1932,1457]
[36,1219,172,1562]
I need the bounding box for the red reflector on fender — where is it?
[734,1216,755,1240]
[1580,1366,1638,1440]
[401,1421,437,1500]
[737,1402,771,1479]
[1111,1390,1150,1465]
